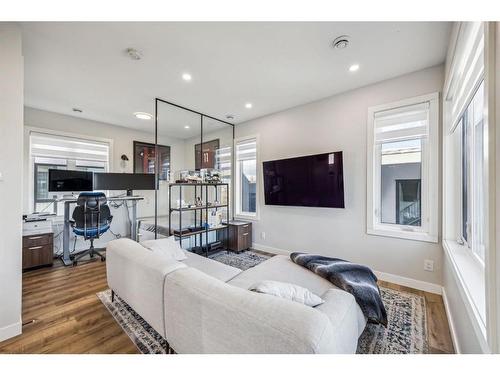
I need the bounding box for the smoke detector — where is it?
[125,48,143,60]
[226,114,235,120]
[332,35,350,50]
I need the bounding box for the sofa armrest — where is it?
[164,267,339,354]
[106,238,185,338]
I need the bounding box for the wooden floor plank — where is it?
[0,257,455,354]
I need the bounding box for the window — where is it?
[235,137,258,218]
[30,131,110,214]
[460,81,485,263]
[367,93,439,242]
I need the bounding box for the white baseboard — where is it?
[252,242,442,295]
[374,270,442,295]
[252,242,292,256]
[0,319,22,342]
[441,287,460,353]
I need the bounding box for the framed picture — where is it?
[195,139,219,170]
[133,141,171,181]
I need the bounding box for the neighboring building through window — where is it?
[367,93,439,242]
[235,137,257,218]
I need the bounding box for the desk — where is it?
[61,195,144,266]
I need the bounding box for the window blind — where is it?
[374,102,429,143]
[236,139,257,161]
[215,146,232,172]
[444,22,484,133]
[30,132,110,163]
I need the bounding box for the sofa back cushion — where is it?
[141,237,187,261]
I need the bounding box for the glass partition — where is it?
[152,99,234,253]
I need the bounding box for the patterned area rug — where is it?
[208,250,271,270]
[357,287,428,354]
[98,250,428,354]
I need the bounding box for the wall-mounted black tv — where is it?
[263,151,345,208]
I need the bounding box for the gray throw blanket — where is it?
[290,252,387,326]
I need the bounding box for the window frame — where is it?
[366,92,439,243]
[459,80,486,266]
[27,126,113,215]
[234,135,259,221]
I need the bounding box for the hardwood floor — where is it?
[0,259,138,354]
[0,258,454,354]
[378,280,455,354]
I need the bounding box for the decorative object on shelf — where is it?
[195,197,203,206]
[203,168,222,183]
[120,154,129,172]
[195,139,219,170]
[208,210,222,228]
[176,199,188,209]
[133,141,171,181]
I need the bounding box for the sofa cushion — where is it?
[182,251,241,282]
[141,237,187,261]
[228,255,335,296]
[249,280,324,307]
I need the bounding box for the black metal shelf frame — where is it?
[168,182,230,257]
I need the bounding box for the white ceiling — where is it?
[22,22,451,137]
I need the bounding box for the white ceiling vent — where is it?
[332,35,350,49]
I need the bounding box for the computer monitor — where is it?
[48,169,94,192]
[93,173,155,196]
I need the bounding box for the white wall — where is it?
[0,23,23,341]
[236,65,444,285]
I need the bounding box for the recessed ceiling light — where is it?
[245,103,253,109]
[184,125,190,129]
[134,112,152,120]
[349,64,360,72]
[182,73,192,81]
[332,35,350,50]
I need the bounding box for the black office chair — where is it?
[71,192,113,266]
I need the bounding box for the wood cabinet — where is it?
[22,232,53,270]
[227,221,252,252]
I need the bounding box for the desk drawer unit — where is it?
[22,233,53,270]
[228,222,252,252]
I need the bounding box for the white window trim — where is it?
[366,92,439,243]
[234,134,260,221]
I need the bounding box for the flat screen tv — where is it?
[263,151,344,208]
[48,169,93,192]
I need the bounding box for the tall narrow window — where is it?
[367,93,439,242]
[235,137,258,218]
[460,81,485,263]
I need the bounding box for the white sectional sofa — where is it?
[106,238,366,354]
